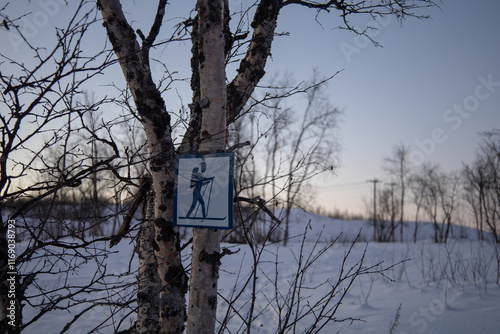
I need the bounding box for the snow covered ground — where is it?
[20,210,500,333]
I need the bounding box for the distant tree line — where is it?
[370,130,500,243]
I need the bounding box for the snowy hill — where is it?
[282,208,485,243]
[19,210,500,334]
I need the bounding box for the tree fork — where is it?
[98,1,187,333]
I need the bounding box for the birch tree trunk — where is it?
[186,1,227,332]
[100,0,280,332]
[136,175,160,334]
[98,1,187,333]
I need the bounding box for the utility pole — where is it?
[386,182,397,242]
[367,179,381,241]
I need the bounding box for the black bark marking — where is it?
[138,261,159,282]
[163,180,175,199]
[252,0,280,29]
[179,15,204,154]
[154,218,175,243]
[199,250,222,278]
[152,240,159,251]
[151,155,167,168]
[207,294,217,310]
[151,166,162,172]
[164,265,188,293]
[201,130,211,139]
[208,3,222,23]
[160,292,187,320]
[198,49,205,66]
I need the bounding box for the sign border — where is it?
[173,152,234,229]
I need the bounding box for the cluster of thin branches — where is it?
[0,2,151,332]
[218,206,403,334]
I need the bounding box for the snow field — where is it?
[19,210,500,333]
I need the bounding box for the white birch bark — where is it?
[136,175,160,334]
[98,1,187,333]
[186,0,227,333]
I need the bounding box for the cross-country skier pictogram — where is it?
[185,161,214,219]
[174,153,234,229]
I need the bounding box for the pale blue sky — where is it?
[268,0,500,215]
[2,0,499,217]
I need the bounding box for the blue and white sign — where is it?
[173,153,234,229]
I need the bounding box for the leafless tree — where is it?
[463,157,489,241]
[97,0,439,330]
[409,172,426,243]
[410,163,460,243]
[376,186,400,242]
[1,0,439,332]
[0,4,110,332]
[463,130,500,243]
[384,144,413,241]
[231,73,340,245]
[0,2,152,333]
